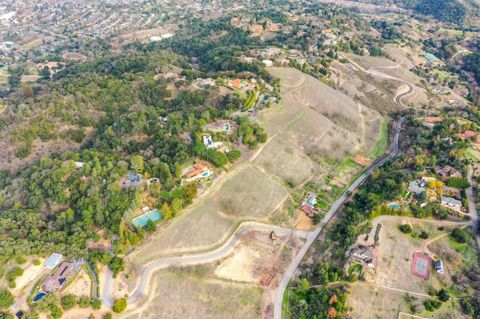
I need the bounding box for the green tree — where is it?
[61,294,77,310]
[112,298,127,313]
[162,202,173,220]
[437,288,449,302]
[130,155,144,173]
[109,256,125,278]
[91,299,102,310]
[0,290,13,308]
[40,66,51,80]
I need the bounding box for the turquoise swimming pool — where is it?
[132,209,162,228]
[389,203,400,209]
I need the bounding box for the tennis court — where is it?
[410,252,431,279]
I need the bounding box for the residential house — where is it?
[262,59,273,67]
[349,245,375,268]
[122,171,144,188]
[422,116,442,128]
[421,176,437,184]
[441,196,462,212]
[460,130,477,140]
[408,180,425,195]
[41,261,77,293]
[300,192,317,217]
[202,135,223,149]
[183,163,212,181]
[424,52,443,67]
[435,165,462,180]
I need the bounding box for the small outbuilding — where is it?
[43,253,63,269]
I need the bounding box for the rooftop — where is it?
[43,253,63,269]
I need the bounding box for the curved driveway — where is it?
[101,222,309,307]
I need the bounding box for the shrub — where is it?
[451,228,467,243]
[102,313,113,319]
[15,256,27,265]
[78,296,91,308]
[91,299,102,310]
[6,267,23,288]
[399,224,412,233]
[226,150,241,163]
[61,294,77,310]
[423,299,442,311]
[33,259,41,266]
[419,231,429,239]
[0,290,13,308]
[50,305,63,319]
[113,298,127,313]
[437,288,450,302]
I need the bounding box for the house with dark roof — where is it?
[40,261,77,293]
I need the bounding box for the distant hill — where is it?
[340,0,479,25]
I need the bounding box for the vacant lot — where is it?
[62,268,91,298]
[209,166,289,218]
[123,271,263,319]
[254,136,321,187]
[129,204,235,264]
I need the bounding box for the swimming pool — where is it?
[33,292,46,302]
[132,209,162,228]
[389,203,400,209]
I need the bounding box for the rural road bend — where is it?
[273,117,404,319]
[100,222,309,307]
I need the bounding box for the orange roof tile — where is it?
[424,117,442,123]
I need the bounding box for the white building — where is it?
[262,59,273,67]
[43,253,63,269]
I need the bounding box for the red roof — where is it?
[300,204,313,214]
[230,79,242,88]
[460,130,477,139]
[424,117,442,123]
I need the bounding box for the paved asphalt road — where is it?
[466,166,480,248]
[101,222,309,307]
[273,117,404,319]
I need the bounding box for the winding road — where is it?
[273,116,404,319]
[101,222,309,307]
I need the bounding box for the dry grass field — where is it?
[208,166,289,218]
[253,136,321,187]
[123,271,263,319]
[128,204,235,264]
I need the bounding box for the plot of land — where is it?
[62,268,92,297]
[348,218,469,318]
[209,166,288,218]
[123,271,263,319]
[254,136,321,187]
